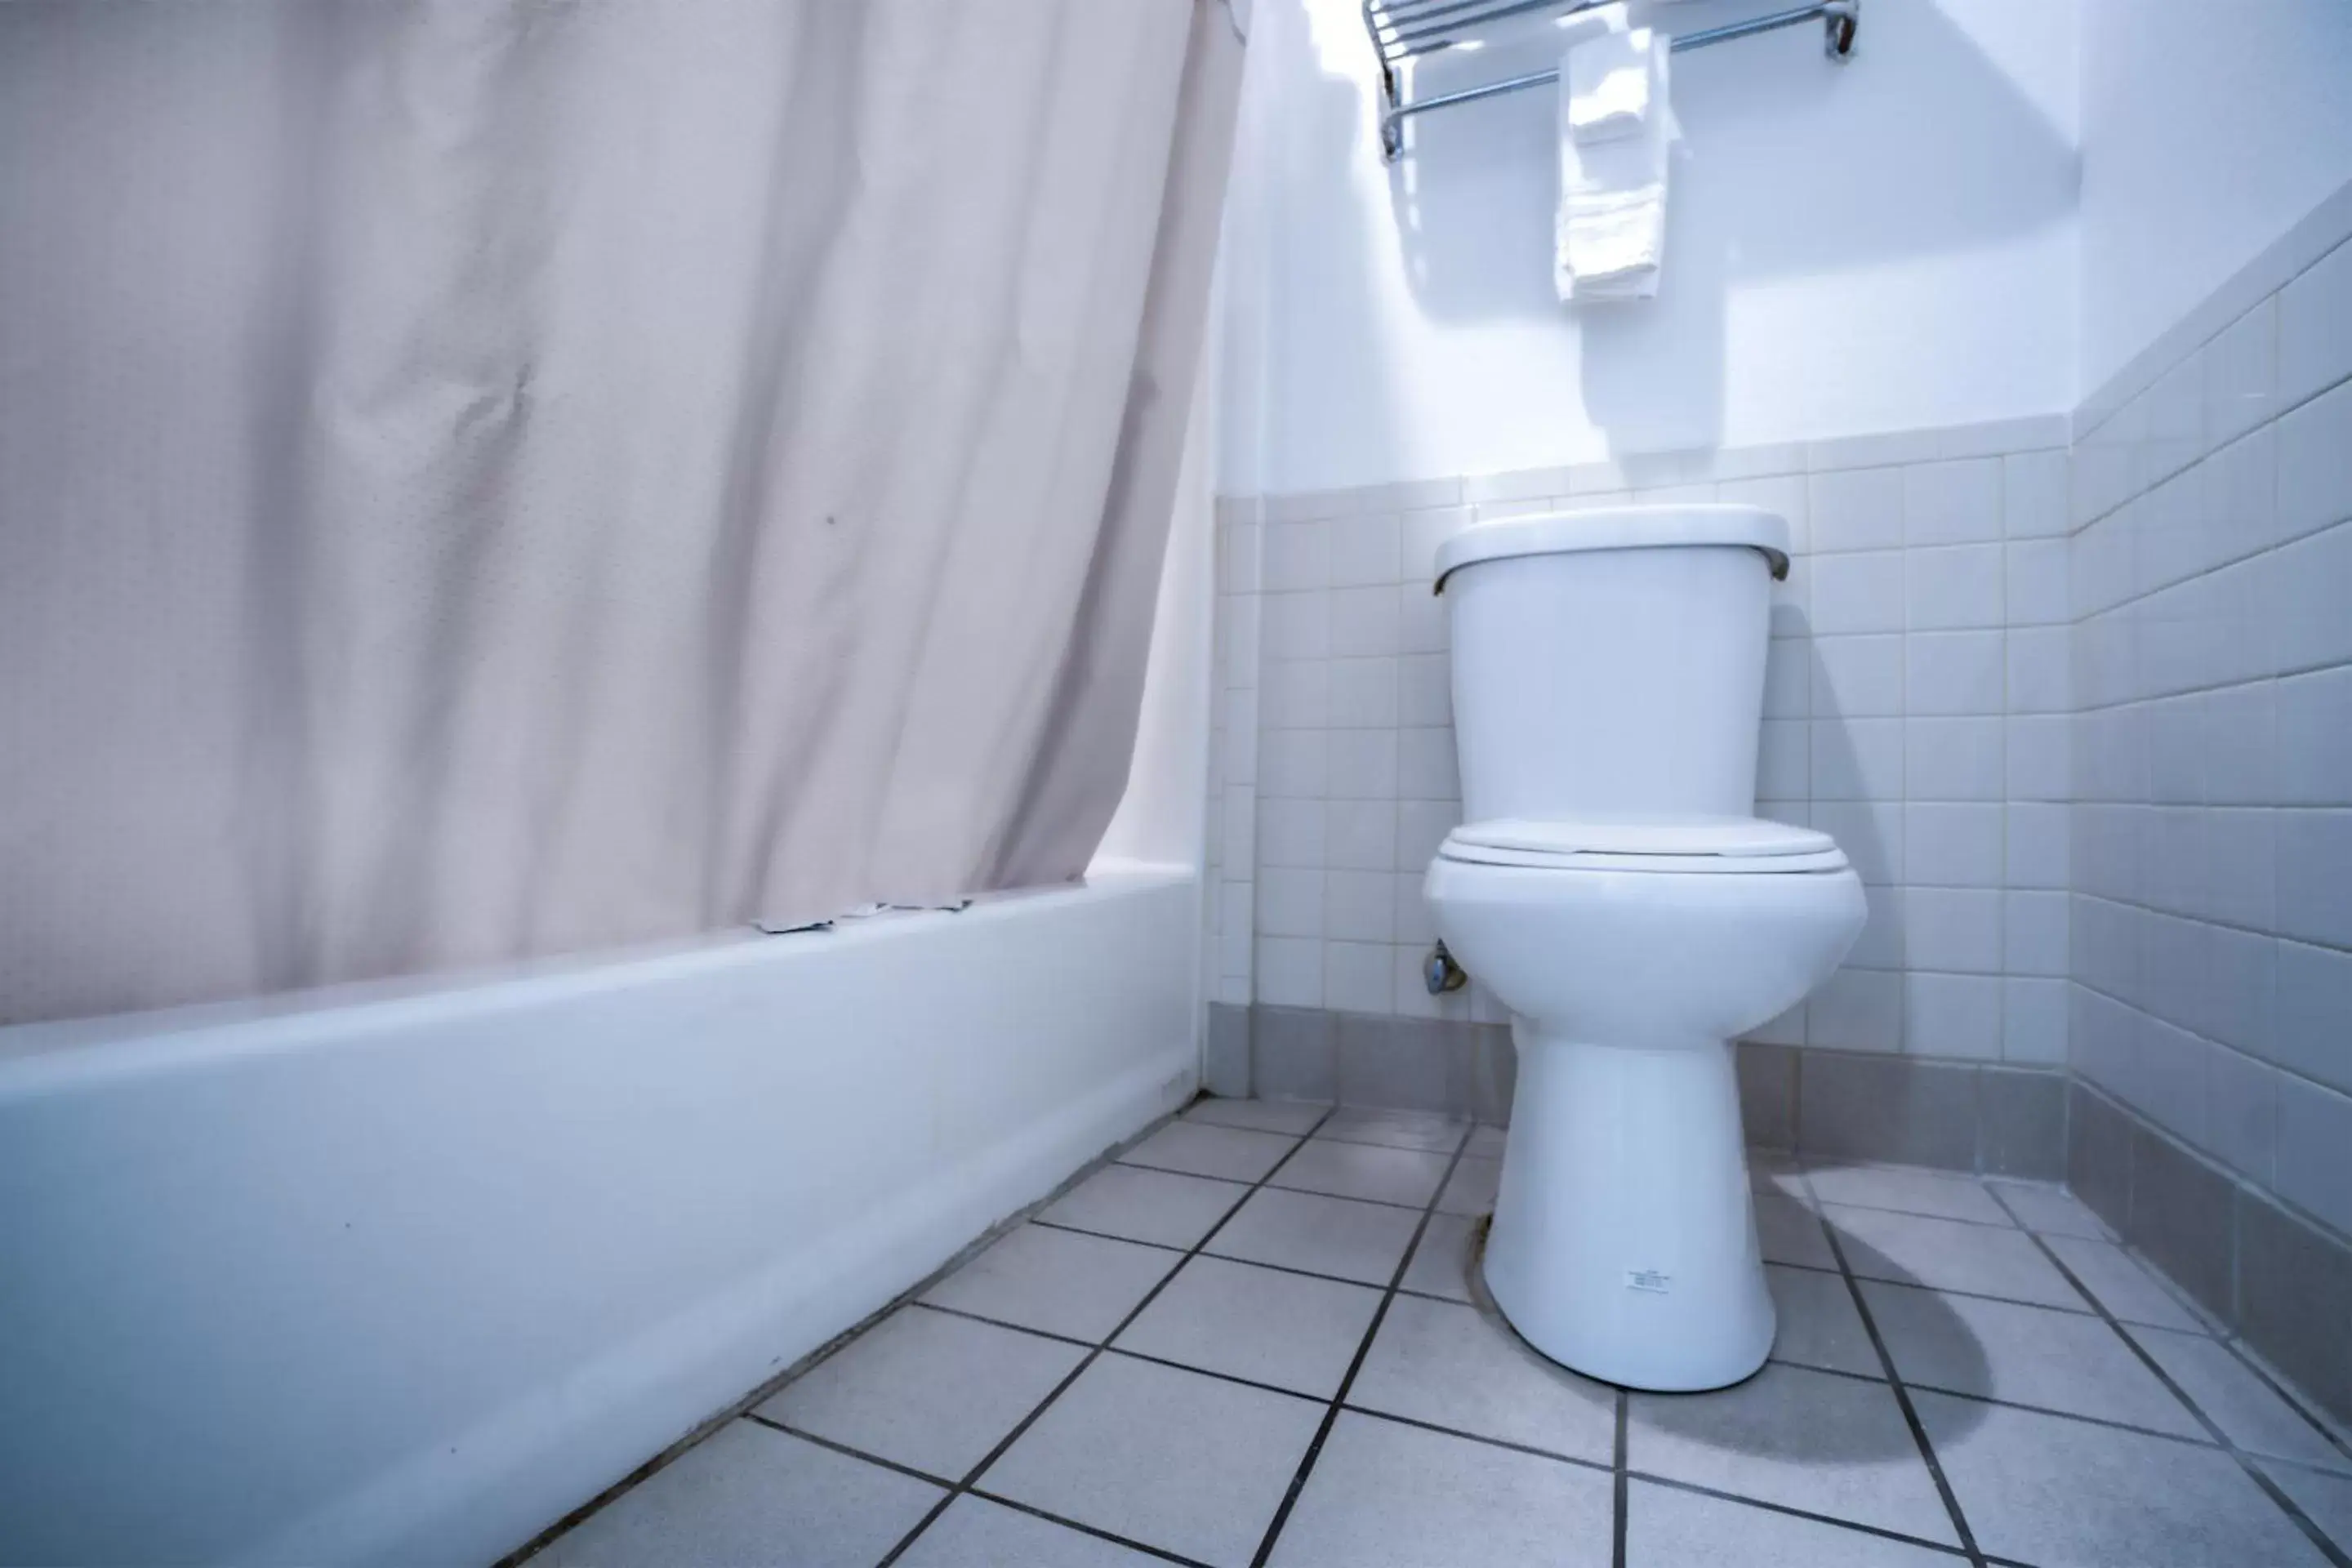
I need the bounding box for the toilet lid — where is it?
[1439,815,1849,873]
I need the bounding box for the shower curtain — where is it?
[0,0,1244,1026]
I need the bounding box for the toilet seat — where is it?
[1438,815,1850,875]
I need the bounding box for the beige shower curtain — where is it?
[0,0,1244,1027]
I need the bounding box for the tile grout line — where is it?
[777,1312,1996,1565]
[2207,1335,2352,1472]
[926,1285,2256,1477]
[1804,1165,1989,1567]
[1996,1190,2352,1568]
[1245,1124,1477,1566]
[1610,1389,1629,1568]
[871,1103,1346,1568]
[494,1106,1214,1568]
[1027,1214,1473,1294]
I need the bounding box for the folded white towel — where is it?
[1556,28,1671,303]
[1566,18,1652,143]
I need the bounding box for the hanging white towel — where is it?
[1566,18,1652,143]
[1557,27,1671,303]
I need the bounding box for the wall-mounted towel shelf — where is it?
[1364,0,1859,159]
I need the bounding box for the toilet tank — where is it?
[1433,505,1789,823]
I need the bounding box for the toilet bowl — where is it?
[1423,506,1866,1391]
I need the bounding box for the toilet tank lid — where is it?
[1432,504,1790,592]
[1450,814,1833,860]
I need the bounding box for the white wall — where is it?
[1220,0,2081,495]
[2078,0,2352,398]
[0,875,1198,1567]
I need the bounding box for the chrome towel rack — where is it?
[1365,0,1859,159]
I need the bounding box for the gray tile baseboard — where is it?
[2067,1080,2352,1426]
[1221,1005,2064,1180]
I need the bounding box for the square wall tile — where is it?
[1258,868,1324,939]
[1325,799,1396,871]
[1396,727,1459,799]
[2280,234,2352,412]
[1905,457,2003,545]
[1799,1053,1978,1169]
[2275,1075,2352,1237]
[1396,653,1452,725]
[1812,635,1906,718]
[1256,937,1322,1007]
[1263,523,1331,592]
[1905,717,2003,800]
[1327,586,1399,658]
[2205,296,2278,448]
[1325,657,1398,728]
[2005,538,2070,625]
[1398,508,1471,582]
[1328,512,1401,587]
[1334,1013,1455,1111]
[1904,809,2004,889]
[2005,449,2069,538]
[2002,889,2068,975]
[1810,466,1906,551]
[2005,715,2069,801]
[2002,977,2069,1065]
[1323,869,1395,944]
[1909,630,2007,715]
[1254,1005,1339,1101]
[1979,1067,2066,1175]
[2237,1189,2352,1425]
[1904,973,2003,1060]
[1906,544,2005,630]
[1813,717,1904,800]
[1811,551,1906,635]
[1322,941,1392,1014]
[1809,969,1905,1052]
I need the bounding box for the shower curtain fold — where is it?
[0,0,1245,1026]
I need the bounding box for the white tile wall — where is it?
[1212,419,2079,1058]
[1209,227,2352,1248]
[2069,225,2352,1238]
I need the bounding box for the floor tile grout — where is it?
[2204,1332,2352,1472]
[532,1111,2341,1568]
[1027,1213,1468,1298]
[1245,1122,1477,1567]
[1610,1389,1629,1568]
[768,1332,2002,1568]
[1806,1163,1990,1566]
[2002,1196,2352,1568]
[871,1105,1344,1568]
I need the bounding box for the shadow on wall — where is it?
[1289,0,2077,459]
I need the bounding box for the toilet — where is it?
[1423,504,1866,1393]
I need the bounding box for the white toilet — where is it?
[1423,504,1866,1392]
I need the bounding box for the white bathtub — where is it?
[0,868,1202,1567]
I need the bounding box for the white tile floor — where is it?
[526,1101,2352,1568]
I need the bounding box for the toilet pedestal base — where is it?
[1481,1027,1775,1392]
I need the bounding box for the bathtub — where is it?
[0,868,1202,1567]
